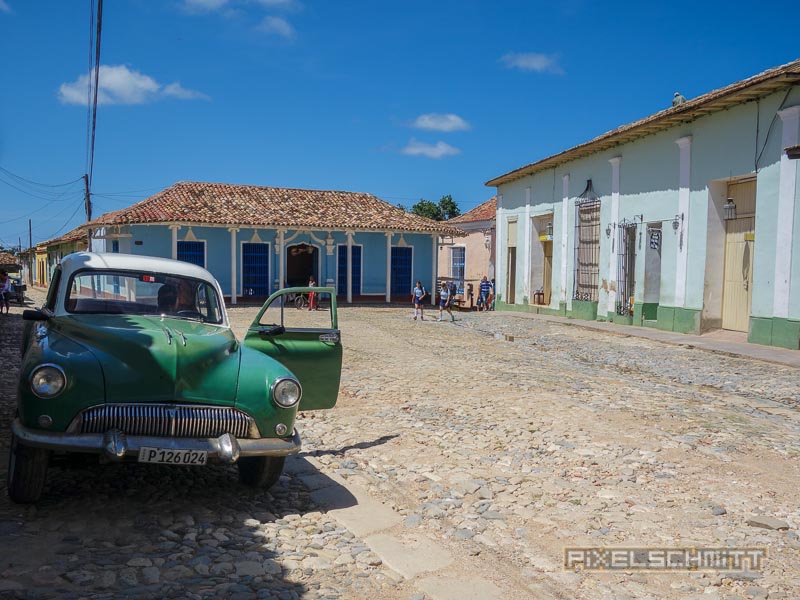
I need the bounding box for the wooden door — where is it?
[507,247,516,304]
[721,181,756,332]
[543,241,553,304]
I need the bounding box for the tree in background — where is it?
[409,195,461,221]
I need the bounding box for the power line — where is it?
[0,167,84,188]
[0,174,83,203]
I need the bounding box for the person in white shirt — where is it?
[411,281,426,320]
[437,281,454,322]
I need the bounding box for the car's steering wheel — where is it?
[176,309,203,319]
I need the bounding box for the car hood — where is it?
[55,315,240,406]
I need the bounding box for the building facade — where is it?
[487,59,800,349]
[437,197,496,303]
[83,182,459,305]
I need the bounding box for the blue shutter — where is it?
[177,241,205,267]
[390,247,412,295]
[337,245,363,296]
[242,243,270,296]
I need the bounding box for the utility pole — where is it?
[83,173,92,251]
[28,219,33,285]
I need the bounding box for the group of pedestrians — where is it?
[411,275,495,322]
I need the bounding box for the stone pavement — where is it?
[1,288,798,599]
[499,311,800,368]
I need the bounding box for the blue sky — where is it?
[0,0,797,248]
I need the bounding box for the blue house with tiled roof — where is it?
[83,181,461,305]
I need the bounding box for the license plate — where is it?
[138,447,207,465]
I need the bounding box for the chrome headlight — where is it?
[272,377,301,408]
[30,364,67,399]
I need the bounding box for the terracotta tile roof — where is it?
[0,252,20,268]
[41,225,89,247]
[86,182,463,236]
[448,197,496,225]
[487,58,800,186]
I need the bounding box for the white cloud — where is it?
[163,82,211,101]
[411,113,470,132]
[0,1,12,13]
[500,52,564,74]
[58,65,209,106]
[256,0,301,9]
[256,15,295,38]
[181,0,229,12]
[401,139,460,159]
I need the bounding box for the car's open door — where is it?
[243,287,342,410]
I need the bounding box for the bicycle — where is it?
[294,291,330,310]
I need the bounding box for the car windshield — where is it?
[65,269,224,324]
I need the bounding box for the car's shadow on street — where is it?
[0,448,367,598]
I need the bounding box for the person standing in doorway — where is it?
[437,281,454,322]
[411,280,426,320]
[308,275,317,310]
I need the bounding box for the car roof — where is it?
[59,252,217,282]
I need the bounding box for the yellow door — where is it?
[721,181,756,332]
[543,241,553,304]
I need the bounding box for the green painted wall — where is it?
[494,85,800,348]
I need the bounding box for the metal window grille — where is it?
[390,247,412,295]
[337,245,362,296]
[573,188,601,302]
[242,243,270,296]
[177,241,205,267]
[616,221,637,315]
[450,247,466,284]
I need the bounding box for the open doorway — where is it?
[642,223,662,321]
[286,243,318,287]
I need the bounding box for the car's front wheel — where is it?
[7,433,50,503]
[237,456,286,489]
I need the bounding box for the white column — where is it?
[495,195,504,299]
[346,231,353,304]
[675,136,692,307]
[607,157,622,313]
[228,227,239,305]
[431,235,438,306]
[560,175,570,303]
[278,229,285,289]
[170,225,180,259]
[385,232,392,302]
[523,187,532,301]
[774,106,800,318]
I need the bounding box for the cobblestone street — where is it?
[2,290,800,599]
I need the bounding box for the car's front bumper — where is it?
[11,418,301,464]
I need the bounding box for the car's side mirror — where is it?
[22,309,48,322]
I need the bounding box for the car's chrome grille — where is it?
[77,404,257,438]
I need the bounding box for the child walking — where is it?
[411,280,426,320]
[437,281,454,322]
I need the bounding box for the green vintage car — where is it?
[7,252,342,503]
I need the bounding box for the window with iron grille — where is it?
[616,222,637,315]
[390,246,412,295]
[177,241,205,267]
[451,247,465,293]
[573,200,601,302]
[242,243,270,296]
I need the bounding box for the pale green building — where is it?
[486,59,800,349]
